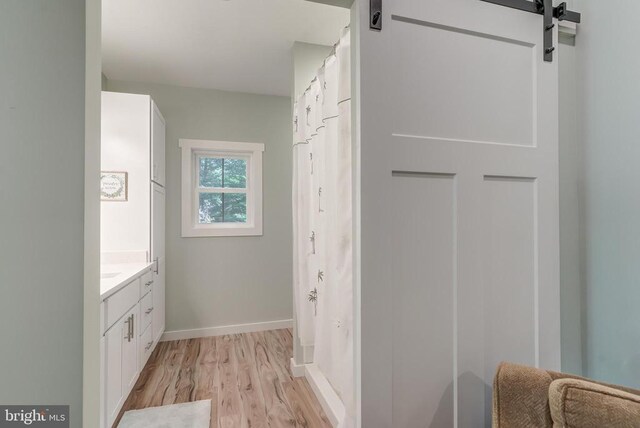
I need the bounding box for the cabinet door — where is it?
[104,317,125,427]
[152,184,165,260]
[100,336,105,428]
[151,100,166,186]
[139,319,154,369]
[121,309,138,396]
[151,184,166,343]
[153,256,166,342]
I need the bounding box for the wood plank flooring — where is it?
[114,329,331,428]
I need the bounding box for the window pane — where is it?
[199,157,246,189]
[222,193,247,223]
[222,158,246,188]
[198,192,246,224]
[199,193,223,223]
[199,157,223,188]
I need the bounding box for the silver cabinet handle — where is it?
[144,280,153,287]
[125,314,133,342]
[153,257,159,274]
[124,316,131,341]
[129,314,134,341]
[145,307,154,315]
[145,341,153,351]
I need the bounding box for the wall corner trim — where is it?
[290,358,306,378]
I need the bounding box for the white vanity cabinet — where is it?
[138,269,155,368]
[103,278,141,428]
[104,313,125,427]
[101,266,160,428]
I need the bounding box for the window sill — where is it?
[182,224,263,238]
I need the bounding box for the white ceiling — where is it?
[102,0,350,97]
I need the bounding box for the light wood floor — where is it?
[114,329,332,428]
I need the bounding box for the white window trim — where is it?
[179,139,264,237]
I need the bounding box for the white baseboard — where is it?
[290,358,306,378]
[305,363,345,428]
[160,319,293,342]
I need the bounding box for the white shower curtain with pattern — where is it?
[292,27,353,428]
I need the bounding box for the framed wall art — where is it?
[101,171,128,201]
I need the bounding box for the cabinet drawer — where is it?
[139,290,153,335]
[139,322,154,369]
[105,279,140,331]
[139,269,154,296]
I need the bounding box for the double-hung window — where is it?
[180,139,264,237]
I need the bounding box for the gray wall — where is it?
[558,38,583,376]
[0,1,85,425]
[106,80,293,332]
[575,0,640,388]
[292,42,333,101]
[84,0,102,425]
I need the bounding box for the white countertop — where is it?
[100,262,153,301]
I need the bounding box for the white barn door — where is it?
[358,0,560,426]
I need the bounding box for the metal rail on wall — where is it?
[479,0,581,62]
[369,0,581,62]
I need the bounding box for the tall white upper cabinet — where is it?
[151,100,166,187]
[101,92,152,254]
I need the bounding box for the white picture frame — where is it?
[101,171,128,201]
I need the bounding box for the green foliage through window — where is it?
[199,193,247,224]
[199,157,246,188]
[198,156,247,223]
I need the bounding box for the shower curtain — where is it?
[292,27,354,428]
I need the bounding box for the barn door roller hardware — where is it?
[480,0,581,62]
[370,0,382,31]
